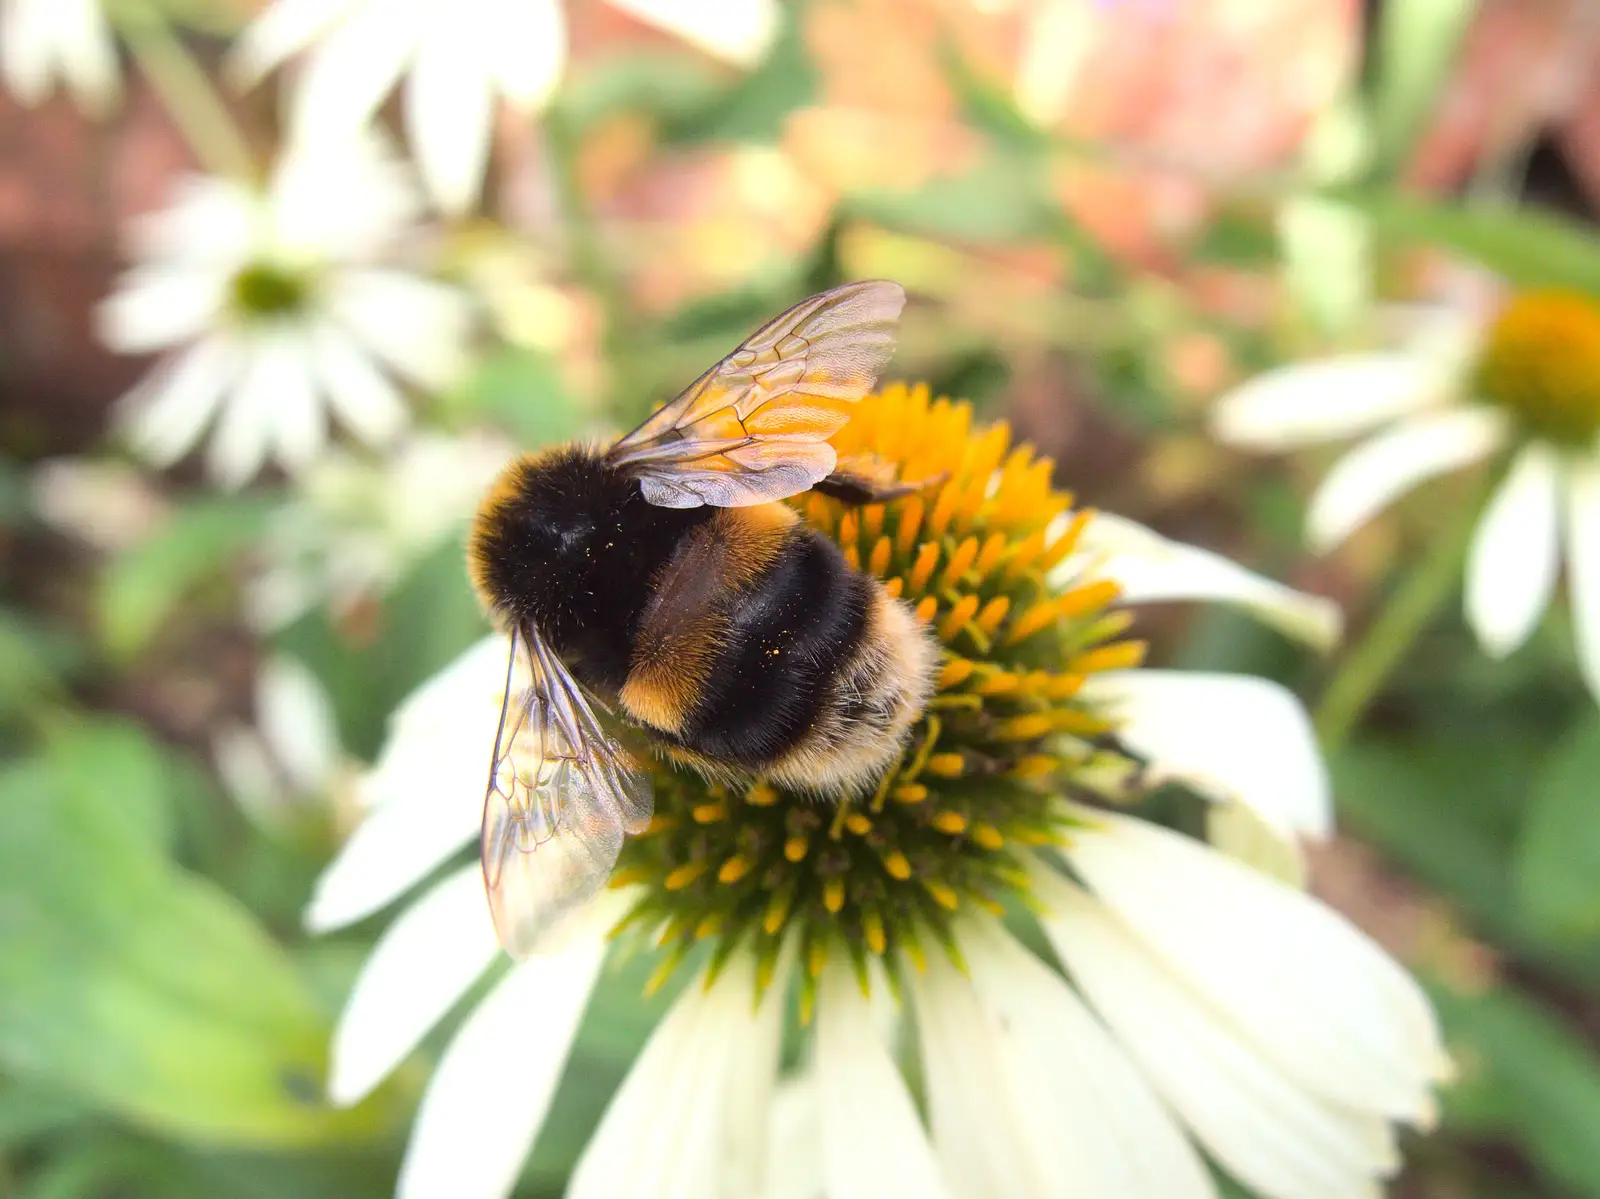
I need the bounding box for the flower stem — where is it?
[1314,495,1486,751]
[119,13,257,181]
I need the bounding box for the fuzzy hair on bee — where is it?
[464,281,938,957]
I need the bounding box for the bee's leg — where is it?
[814,455,946,506]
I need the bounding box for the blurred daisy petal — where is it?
[1076,512,1343,651]
[1211,354,1443,450]
[310,326,409,447]
[1565,459,1600,701]
[229,0,362,85]
[484,0,566,109]
[328,865,499,1106]
[1060,809,1448,1121]
[1083,669,1331,839]
[398,919,611,1199]
[117,336,235,467]
[405,10,496,216]
[1041,880,1396,1199]
[256,655,339,794]
[1465,442,1561,657]
[1307,408,1507,551]
[326,268,470,389]
[815,966,950,1199]
[288,0,427,137]
[96,267,227,354]
[607,0,781,66]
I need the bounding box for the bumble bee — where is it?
[467,281,938,955]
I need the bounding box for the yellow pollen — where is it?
[1477,288,1600,443]
[692,802,726,823]
[939,536,980,589]
[975,595,1011,636]
[843,544,861,571]
[745,783,779,806]
[863,503,884,541]
[1039,509,1096,574]
[838,509,860,547]
[868,535,893,576]
[1012,754,1061,779]
[914,595,939,623]
[763,889,793,934]
[927,752,965,777]
[1002,529,1047,583]
[939,658,976,688]
[972,823,1005,850]
[664,861,707,890]
[1069,640,1148,673]
[894,783,929,804]
[845,812,873,835]
[883,850,913,879]
[931,811,969,834]
[785,835,809,862]
[863,910,888,954]
[938,594,981,641]
[896,495,926,554]
[909,542,941,592]
[925,880,960,910]
[808,937,829,978]
[996,713,1056,741]
[927,480,961,540]
[975,670,1020,696]
[717,855,752,884]
[885,576,905,599]
[695,912,722,939]
[822,878,847,913]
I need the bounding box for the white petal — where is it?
[265,334,327,475]
[288,0,426,139]
[256,654,339,794]
[207,339,293,488]
[483,0,565,109]
[305,635,507,930]
[914,921,1216,1199]
[764,1076,824,1199]
[96,266,227,354]
[1211,354,1444,450]
[324,267,470,389]
[327,865,499,1105]
[1082,669,1331,839]
[116,337,236,468]
[269,129,421,260]
[126,176,256,266]
[309,325,409,447]
[1307,407,1507,551]
[569,952,786,1199]
[228,0,363,85]
[1073,512,1343,652]
[52,0,118,114]
[404,9,496,215]
[1205,800,1308,887]
[1058,812,1448,1120]
[606,0,781,66]
[397,913,612,1199]
[814,966,950,1199]
[1564,458,1600,701]
[1039,878,1397,1199]
[1465,443,1561,657]
[1,0,53,104]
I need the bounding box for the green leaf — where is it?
[0,743,397,1146]
[0,607,82,725]
[450,348,580,449]
[98,497,272,661]
[1328,187,1600,295]
[1370,0,1476,172]
[1515,715,1600,940]
[1431,980,1600,1197]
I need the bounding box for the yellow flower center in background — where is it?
[613,384,1146,1013]
[231,262,311,319]
[1475,288,1600,445]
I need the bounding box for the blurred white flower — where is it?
[299,441,1440,1199]
[230,0,782,215]
[0,0,119,114]
[30,457,169,553]
[97,133,471,490]
[214,654,348,832]
[248,429,517,631]
[1213,286,1600,700]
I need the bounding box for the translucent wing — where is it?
[481,623,653,958]
[607,280,905,508]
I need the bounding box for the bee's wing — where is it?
[607,280,905,508]
[481,622,653,958]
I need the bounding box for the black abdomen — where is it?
[672,529,872,768]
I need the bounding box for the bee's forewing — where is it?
[607,280,905,508]
[481,624,653,958]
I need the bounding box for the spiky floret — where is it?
[1475,288,1600,446]
[612,384,1145,1014]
